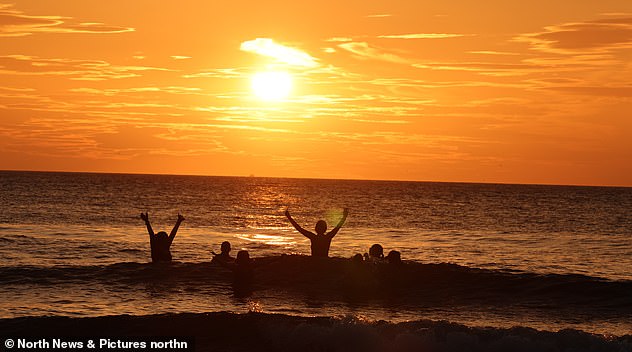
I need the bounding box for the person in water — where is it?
[364,244,385,263]
[211,241,234,264]
[285,208,349,257]
[386,250,402,265]
[219,250,256,297]
[140,212,184,263]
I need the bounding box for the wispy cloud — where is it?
[326,37,353,42]
[0,86,35,92]
[70,86,203,96]
[240,38,319,67]
[517,18,632,54]
[367,14,392,18]
[412,61,540,76]
[600,12,632,17]
[378,33,468,39]
[0,4,133,37]
[0,55,172,80]
[467,51,520,56]
[338,42,410,63]
[182,67,246,79]
[544,85,632,97]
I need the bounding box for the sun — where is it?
[251,71,292,101]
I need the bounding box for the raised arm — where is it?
[168,213,185,245]
[285,209,314,239]
[140,212,154,238]
[327,208,349,238]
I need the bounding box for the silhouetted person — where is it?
[211,241,234,264]
[140,212,184,263]
[343,253,376,295]
[364,244,384,263]
[220,250,255,297]
[380,250,405,290]
[285,208,349,258]
[386,250,402,265]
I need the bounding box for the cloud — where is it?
[545,85,632,97]
[70,86,202,96]
[467,51,520,56]
[0,55,171,80]
[0,86,34,92]
[412,61,541,76]
[410,55,618,77]
[45,22,134,34]
[182,67,245,79]
[326,37,353,42]
[338,42,410,63]
[366,14,392,18]
[378,33,468,39]
[517,18,632,53]
[600,13,632,17]
[171,56,191,60]
[240,38,319,67]
[0,4,134,37]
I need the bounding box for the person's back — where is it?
[150,232,172,262]
[310,221,334,257]
[386,250,402,266]
[231,250,254,297]
[141,212,184,263]
[212,241,234,264]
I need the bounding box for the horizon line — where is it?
[1,168,630,189]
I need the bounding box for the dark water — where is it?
[0,171,631,336]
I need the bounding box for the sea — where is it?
[1,170,631,345]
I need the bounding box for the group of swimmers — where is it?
[358,244,402,266]
[140,208,401,266]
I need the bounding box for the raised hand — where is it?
[177,213,185,222]
[284,209,290,218]
[141,212,154,237]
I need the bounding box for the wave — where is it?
[0,261,224,286]
[1,255,631,312]
[0,311,629,352]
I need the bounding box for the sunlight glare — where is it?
[251,71,292,101]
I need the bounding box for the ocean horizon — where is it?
[3,169,631,188]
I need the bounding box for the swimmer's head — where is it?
[155,231,168,243]
[221,241,231,254]
[235,250,250,264]
[369,244,384,258]
[315,220,327,235]
[386,250,402,265]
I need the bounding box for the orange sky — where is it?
[1,1,631,186]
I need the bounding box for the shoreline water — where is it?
[1,311,630,352]
[1,255,631,336]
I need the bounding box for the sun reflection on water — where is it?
[234,233,297,246]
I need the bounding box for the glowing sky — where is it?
[1,1,631,186]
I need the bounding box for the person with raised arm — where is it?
[140,212,184,263]
[285,208,349,258]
